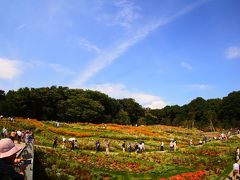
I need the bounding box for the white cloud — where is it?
[96,0,140,29]
[112,0,140,29]
[0,58,22,80]
[225,46,240,59]
[188,84,213,90]
[78,38,101,53]
[72,1,206,87]
[88,83,168,109]
[181,62,193,70]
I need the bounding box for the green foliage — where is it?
[0,87,239,129]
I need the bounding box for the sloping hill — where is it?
[1,118,238,179]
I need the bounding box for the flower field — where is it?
[0,118,239,179]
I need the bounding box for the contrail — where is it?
[71,0,208,87]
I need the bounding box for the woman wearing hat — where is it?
[0,138,26,179]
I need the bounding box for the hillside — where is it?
[0,118,239,179]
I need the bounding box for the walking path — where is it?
[15,142,34,180]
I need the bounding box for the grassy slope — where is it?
[0,118,238,179]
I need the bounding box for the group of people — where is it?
[0,116,15,122]
[233,147,240,179]
[232,148,240,180]
[95,139,110,155]
[52,137,180,154]
[1,127,34,144]
[122,141,145,153]
[52,136,78,150]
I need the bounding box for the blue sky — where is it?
[0,0,240,109]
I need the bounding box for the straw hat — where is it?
[0,138,22,158]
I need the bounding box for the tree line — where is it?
[0,86,239,130]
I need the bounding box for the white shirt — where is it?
[237,149,240,155]
[233,163,239,170]
[17,130,22,136]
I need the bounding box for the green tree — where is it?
[114,109,131,125]
[58,94,104,123]
[220,91,240,128]
[118,98,144,125]
[186,97,207,129]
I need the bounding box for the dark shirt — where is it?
[0,159,24,180]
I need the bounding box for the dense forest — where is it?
[0,86,239,130]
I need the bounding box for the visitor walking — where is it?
[127,143,131,153]
[170,141,174,152]
[96,140,100,153]
[105,140,110,155]
[74,140,78,149]
[173,140,177,151]
[2,127,7,138]
[16,130,22,144]
[134,143,140,153]
[62,137,66,149]
[122,141,126,152]
[233,160,239,180]
[53,137,58,148]
[160,141,164,151]
[189,139,193,147]
[25,130,30,144]
[141,141,145,152]
[236,147,240,161]
[71,140,75,150]
[10,130,16,143]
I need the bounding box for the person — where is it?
[62,137,66,149]
[170,141,174,152]
[29,130,34,143]
[138,142,141,153]
[25,130,30,144]
[0,138,26,179]
[134,143,140,153]
[233,160,239,180]
[53,137,58,148]
[122,141,126,152]
[105,140,110,155]
[74,140,78,149]
[127,143,131,153]
[56,122,60,128]
[236,147,240,161]
[10,130,16,143]
[16,130,22,144]
[203,136,208,144]
[160,141,164,151]
[141,141,145,152]
[2,127,7,138]
[96,140,100,153]
[189,139,193,147]
[21,131,25,143]
[173,140,177,151]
